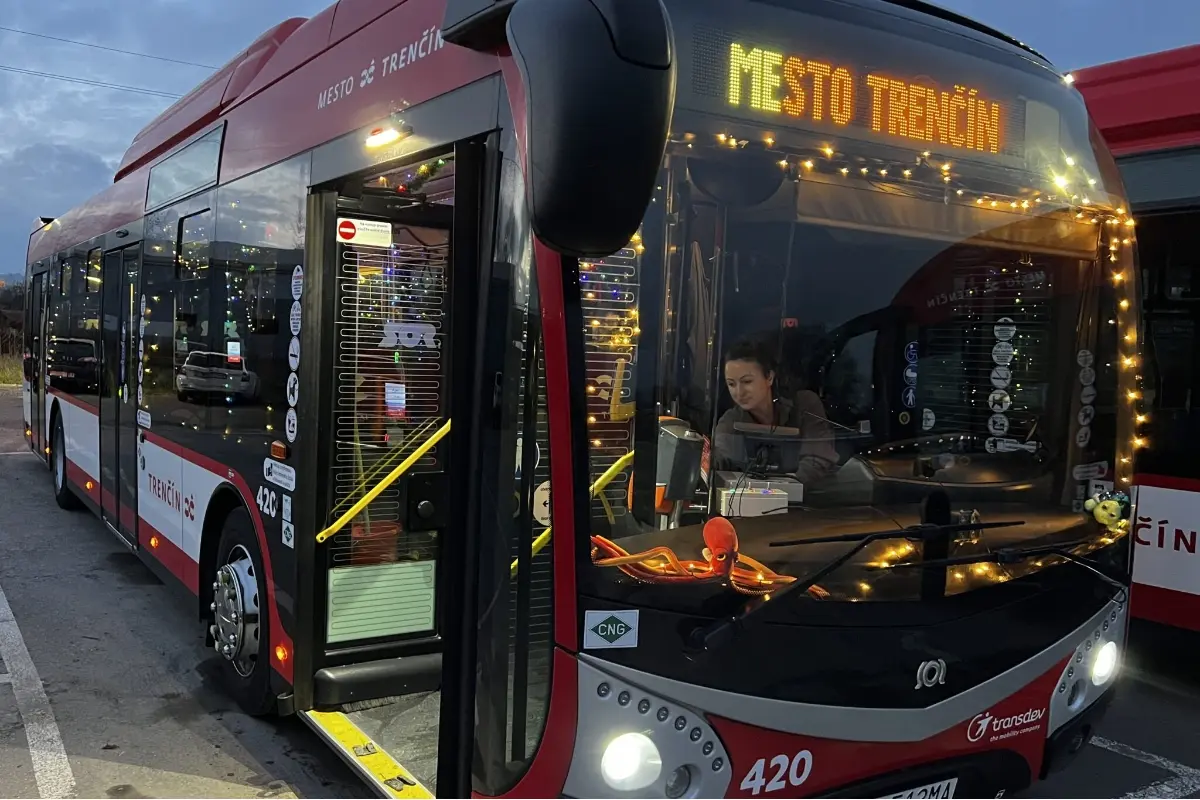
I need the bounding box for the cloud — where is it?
[0,142,113,263]
[3,0,1197,270]
[1,0,328,266]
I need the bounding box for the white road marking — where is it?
[0,451,34,456]
[0,578,76,798]
[1092,736,1200,799]
[0,672,10,683]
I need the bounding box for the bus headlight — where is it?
[600,732,662,791]
[1091,640,1119,685]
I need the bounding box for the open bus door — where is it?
[291,135,505,797]
[283,1,671,795]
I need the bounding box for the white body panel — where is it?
[1132,484,1200,597]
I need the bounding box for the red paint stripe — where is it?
[1131,582,1200,631]
[48,386,292,683]
[143,430,293,682]
[498,648,579,798]
[65,458,100,505]
[1135,473,1200,493]
[121,502,135,531]
[501,59,579,652]
[140,518,200,594]
[47,387,94,414]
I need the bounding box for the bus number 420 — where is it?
[740,750,813,795]
[257,486,278,519]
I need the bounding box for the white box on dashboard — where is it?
[718,487,789,518]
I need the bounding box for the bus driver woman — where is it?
[712,338,839,485]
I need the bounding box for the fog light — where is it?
[665,765,693,798]
[600,732,662,792]
[1091,640,1118,685]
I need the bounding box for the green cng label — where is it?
[583,609,639,649]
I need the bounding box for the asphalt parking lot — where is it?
[0,386,368,799]
[3,384,1200,798]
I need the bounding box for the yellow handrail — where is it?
[510,450,635,577]
[316,419,452,543]
[326,416,441,520]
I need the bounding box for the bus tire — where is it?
[51,413,82,511]
[210,508,275,716]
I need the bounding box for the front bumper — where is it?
[1041,684,1117,778]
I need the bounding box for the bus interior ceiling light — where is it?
[1091,640,1119,685]
[600,732,662,792]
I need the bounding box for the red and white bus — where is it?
[23,0,1137,796]
[1077,48,1200,633]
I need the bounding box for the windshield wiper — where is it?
[688,520,1026,653]
[873,540,1130,599]
[768,519,1025,548]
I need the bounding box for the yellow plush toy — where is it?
[1083,490,1132,533]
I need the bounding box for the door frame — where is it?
[29,270,46,459]
[100,239,143,548]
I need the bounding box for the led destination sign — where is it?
[727,42,1009,156]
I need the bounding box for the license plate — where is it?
[880,778,958,799]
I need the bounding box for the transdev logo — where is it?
[966,707,1045,743]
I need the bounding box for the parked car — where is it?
[176,350,259,401]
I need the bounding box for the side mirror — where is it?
[504,0,676,257]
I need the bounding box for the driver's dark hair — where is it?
[723,337,777,376]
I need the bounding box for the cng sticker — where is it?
[583,609,639,649]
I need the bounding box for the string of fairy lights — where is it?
[579,131,1146,599]
[581,232,644,521]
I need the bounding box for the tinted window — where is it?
[85,248,101,294]
[147,127,223,210]
[213,155,310,440]
[1134,209,1200,479]
[142,193,213,430]
[1119,148,1200,212]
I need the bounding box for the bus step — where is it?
[303,709,433,799]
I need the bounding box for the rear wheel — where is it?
[209,508,274,716]
[51,414,81,510]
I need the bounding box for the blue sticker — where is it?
[904,341,919,364]
[902,386,917,408]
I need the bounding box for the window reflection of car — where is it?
[176,350,259,401]
[46,337,98,392]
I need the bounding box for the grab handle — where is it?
[315,419,452,544]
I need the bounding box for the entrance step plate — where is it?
[303,710,432,798]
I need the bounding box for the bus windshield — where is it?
[577,0,1142,615]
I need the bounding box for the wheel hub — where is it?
[209,545,260,677]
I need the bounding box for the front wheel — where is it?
[51,414,82,510]
[209,508,275,716]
